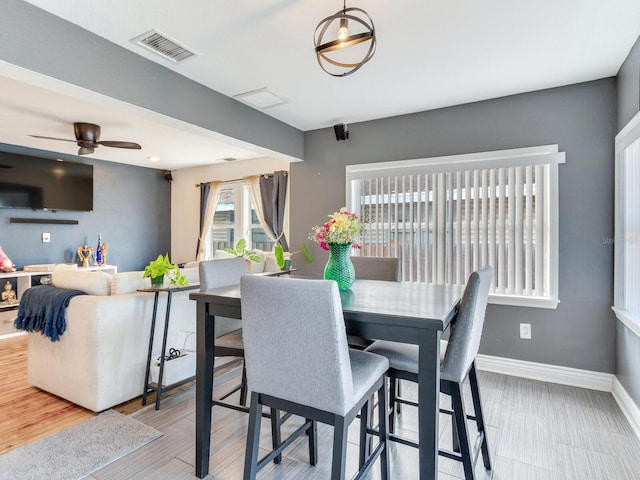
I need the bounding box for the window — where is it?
[210,183,275,253]
[614,111,640,336]
[346,145,565,308]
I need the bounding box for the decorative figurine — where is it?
[77,244,93,268]
[1,280,17,305]
[100,242,108,266]
[0,245,16,272]
[96,233,103,266]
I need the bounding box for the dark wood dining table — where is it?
[189,278,464,479]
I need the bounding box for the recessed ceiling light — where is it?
[148,156,161,162]
[234,88,288,109]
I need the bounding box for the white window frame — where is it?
[613,110,640,337]
[210,182,272,252]
[346,145,565,309]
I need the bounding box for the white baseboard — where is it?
[474,353,640,439]
[475,353,614,392]
[612,377,640,439]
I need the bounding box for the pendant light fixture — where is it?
[314,1,376,77]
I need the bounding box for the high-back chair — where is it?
[366,266,493,480]
[348,256,401,351]
[351,256,401,282]
[199,257,249,405]
[240,275,391,480]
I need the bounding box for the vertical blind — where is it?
[347,145,564,307]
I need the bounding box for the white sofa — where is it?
[27,267,199,412]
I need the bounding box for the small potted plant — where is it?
[224,239,262,270]
[273,242,313,269]
[143,254,188,288]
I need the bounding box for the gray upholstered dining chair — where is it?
[199,257,249,405]
[350,256,401,282]
[240,275,391,480]
[348,256,401,350]
[366,266,493,480]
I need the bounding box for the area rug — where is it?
[0,409,162,480]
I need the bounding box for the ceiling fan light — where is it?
[78,146,94,156]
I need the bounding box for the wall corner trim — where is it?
[475,353,614,392]
[612,377,640,440]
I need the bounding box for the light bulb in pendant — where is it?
[337,17,348,42]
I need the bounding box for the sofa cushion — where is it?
[52,269,112,296]
[181,267,200,285]
[111,271,150,295]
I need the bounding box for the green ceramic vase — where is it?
[324,243,355,291]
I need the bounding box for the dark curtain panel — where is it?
[260,171,289,251]
[195,182,211,258]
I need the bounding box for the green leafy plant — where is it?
[224,239,262,263]
[143,254,188,287]
[274,243,313,269]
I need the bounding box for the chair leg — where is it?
[452,412,460,453]
[307,419,318,466]
[451,383,475,480]
[388,377,397,433]
[270,407,282,464]
[331,415,348,480]
[377,379,390,480]
[243,392,262,480]
[396,379,402,414]
[359,401,370,468]
[469,363,491,470]
[240,363,248,406]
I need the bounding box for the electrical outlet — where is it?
[42,232,51,243]
[520,323,532,339]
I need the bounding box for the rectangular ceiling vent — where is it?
[131,29,198,63]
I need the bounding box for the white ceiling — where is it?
[2,0,640,169]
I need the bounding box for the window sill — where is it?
[489,294,559,309]
[613,307,640,338]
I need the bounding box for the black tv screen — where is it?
[0,151,93,212]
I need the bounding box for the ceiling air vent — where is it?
[131,29,198,63]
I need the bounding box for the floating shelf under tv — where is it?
[9,218,79,225]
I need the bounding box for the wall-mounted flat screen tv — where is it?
[0,150,93,212]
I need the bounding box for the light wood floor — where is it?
[4,333,640,479]
[86,362,640,479]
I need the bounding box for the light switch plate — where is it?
[42,232,50,243]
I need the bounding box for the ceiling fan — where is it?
[30,122,142,156]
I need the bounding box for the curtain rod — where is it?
[194,171,287,188]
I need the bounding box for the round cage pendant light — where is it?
[314,1,376,77]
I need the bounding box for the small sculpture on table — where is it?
[99,242,108,266]
[77,244,93,268]
[1,280,17,305]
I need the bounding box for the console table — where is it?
[139,284,200,410]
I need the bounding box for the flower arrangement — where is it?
[310,207,361,251]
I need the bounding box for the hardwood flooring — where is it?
[3,333,640,479]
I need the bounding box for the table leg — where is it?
[155,290,174,410]
[195,302,216,478]
[142,292,160,406]
[418,329,441,480]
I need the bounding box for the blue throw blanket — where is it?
[14,285,86,341]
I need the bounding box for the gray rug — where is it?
[0,409,162,480]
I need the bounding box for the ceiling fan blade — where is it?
[78,146,95,155]
[30,135,76,143]
[98,141,142,150]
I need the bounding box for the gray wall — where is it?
[291,78,617,373]
[0,0,303,161]
[0,143,170,272]
[616,36,640,405]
